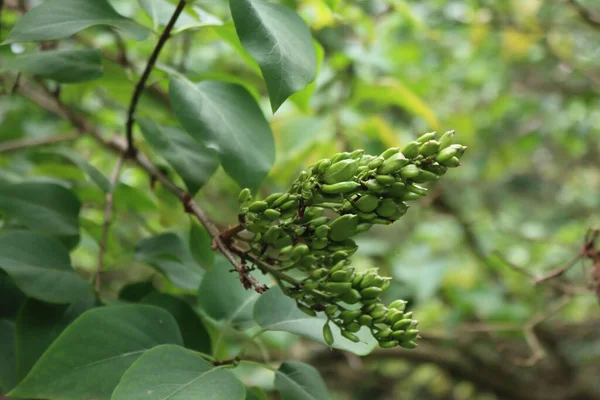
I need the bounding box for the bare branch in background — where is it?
[567,0,600,32]
[0,132,80,154]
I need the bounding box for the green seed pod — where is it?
[294,226,307,236]
[400,340,418,349]
[341,330,360,343]
[419,140,440,157]
[274,235,292,249]
[329,214,358,242]
[362,298,379,305]
[454,145,467,158]
[280,245,293,255]
[410,320,419,328]
[331,152,351,163]
[423,163,448,176]
[350,149,364,159]
[403,311,413,319]
[302,280,320,291]
[379,340,399,349]
[391,330,406,341]
[374,327,393,340]
[401,141,421,159]
[357,212,377,221]
[309,216,330,227]
[249,201,268,213]
[318,159,332,175]
[368,156,385,169]
[399,164,421,179]
[372,315,389,324]
[238,188,252,204]
[370,306,387,320]
[365,179,385,193]
[375,175,396,186]
[411,170,439,183]
[323,322,334,346]
[380,147,399,159]
[264,192,283,206]
[388,310,405,324]
[263,226,281,243]
[329,260,349,274]
[301,255,317,267]
[321,181,361,194]
[291,244,310,260]
[323,159,359,184]
[315,225,330,238]
[441,156,460,167]
[331,250,349,263]
[244,222,261,233]
[364,303,379,313]
[340,288,362,304]
[378,153,409,175]
[341,201,355,213]
[376,198,398,218]
[392,319,412,331]
[304,206,325,221]
[323,282,352,294]
[280,199,298,210]
[407,183,428,196]
[272,193,291,207]
[416,132,436,143]
[298,304,316,317]
[387,182,407,198]
[359,272,377,289]
[346,321,361,333]
[438,130,455,150]
[435,146,458,163]
[311,268,328,279]
[264,208,281,221]
[401,192,421,201]
[340,309,362,323]
[405,329,419,340]
[372,218,392,225]
[356,223,373,234]
[355,194,379,212]
[311,238,328,250]
[351,273,364,287]
[330,270,350,282]
[358,314,373,326]
[325,304,339,316]
[389,300,407,311]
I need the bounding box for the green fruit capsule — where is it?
[298,304,316,317]
[365,179,385,193]
[405,329,419,340]
[325,305,339,316]
[341,330,360,343]
[291,244,310,260]
[280,200,298,210]
[378,152,409,175]
[407,183,428,196]
[379,340,399,349]
[419,140,440,157]
[311,238,328,250]
[238,188,252,204]
[435,146,458,163]
[350,149,364,159]
[340,309,362,323]
[372,218,392,225]
[411,170,439,183]
[273,193,291,207]
[351,273,364,287]
[399,164,421,179]
[304,206,325,220]
[401,192,421,201]
[424,163,448,176]
[372,315,389,324]
[391,330,406,341]
[392,319,412,331]
[302,280,320,291]
[380,147,399,159]
[375,175,396,186]
[248,201,268,213]
[274,235,292,249]
[280,245,293,255]
[329,214,358,242]
[311,268,328,279]
[376,198,398,218]
[370,307,387,320]
[416,131,436,143]
[309,216,330,227]
[340,288,361,304]
[323,282,352,294]
[357,212,377,221]
[321,181,361,194]
[368,156,385,169]
[388,310,405,324]
[438,130,455,150]
[315,225,330,238]
[359,273,376,289]
[375,327,393,340]
[264,192,283,205]
[264,208,281,221]
[318,159,332,175]
[323,323,334,346]
[356,223,373,234]
[346,321,361,333]
[331,250,349,263]
[387,182,407,198]
[400,340,418,349]
[355,194,379,212]
[389,300,407,311]
[301,255,317,267]
[441,156,460,167]
[401,141,420,159]
[403,311,413,319]
[330,270,350,282]
[331,152,351,163]
[358,314,373,326]
[263,226,281,243]
[323,159,359,184]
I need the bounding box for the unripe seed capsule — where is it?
[315,225,330,238]
[400,340,418,349]
[356,223,373,234]
[273,193,292,208]
[341,330,360,343]
[238,188,252,204]
[351,273,364,287]
[419,140,440,157]
[264,192,283,205]
[330,270,350,282]
[264,209,281,221]
[340,309,362,323]
[323,282,352,294]
[323,323,334,346]
[346,322,361,333]
[392,319,412,331]
[329,214,359,242]
[311,268,328,279]
[291,244,309,260]
[438,130,455,150]
[280,245,293,255]
[321,181,361,194]
[368,157,385,169]
[380,147,399,159]
[274,235,292,249]
[375,175,396,186]
[405,329,419,340]
[441,156,460,167]
[370,307,388,319]
[375,327,393,340]
[340,288,361,304]
[318,159,332,175]
[401,141,420,158]
[372,218,392,225]
[391,330,406,341]
[387,182,407,198]
[379,340,399,348]
[323,159,359,184]
[357,212,377,221]
[388,310,405,324]
[302,280,320,291]
[400,164,421,179]
[435,146,458,163]
[325,305,339,316]
[355,194,379,212]
[416,132,436,143]
[263,226,281,243]
[359,273,376,289]
[331,250,349,263]
[304,206,324,220]
[309,216,330,227]
[376,198,398,218]
[280,200,298,210]
[389,300,407,311]
[365,179,385,193]
[378,152,409,174]
[403,312,413,319]
[298,304,316,316]
[350,149,364,159]
[249,201,268,213]
[358,314,373,326]
[331,152,351,163]
[407,183,428,196]
[311,238,328,250]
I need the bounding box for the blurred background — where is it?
[1,0,599,399]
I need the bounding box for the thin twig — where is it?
[534,253,582,284]
[0,132,79,153]
[125,0,186,153]
[95,154,125,298]
[567,0,600,32]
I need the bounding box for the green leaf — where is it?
[138,118,219,195]
[254,286,377,355]
[15,299,95,381]
[0,320,17,393]
[135,233,204,291]
[118,281,157,303]
[230,0,317,112]
[0,272,27,320]
[141,292,212,354]
[111,344,245,400]
[169,76,275,191]
[1,49,103,83]
[54,149,111,192]
[212,23,261,75]
[275,361,330,400]
[0,182,80,238]
[246,387,269,400]
[190,220,214,269]
[290,41,324,112]
[4,0,148,44]
[139,0,222,33]
[197,257,261,330]
[9,305,183,400]
[0,231,89,304]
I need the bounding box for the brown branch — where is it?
[534,253,582,284]
[0,132,79,153]
[125,0,186,153]
[567,0,600,32]
[95,153,125,298]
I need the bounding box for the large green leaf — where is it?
[0,182,80,238]
[212,23,261,75]
[54,149,111,193]
[169,76,275,191]
[111,344,245,400]
[141,292,212,354]
[275,361,330,400]
[4,0,148,44]
[230,0,317,112]
[138,118,219,195]
[139,0,222,32]
[197,257,261,330]
[189,221,214,269]
[253,286,377,356]
[0,320,17,393]
[290,41,325,112]
[15,299,94,381]
[135,233,204,291]
[1,49,103,83]
[0,272,26,320]
[0,231,89,304]
[9,305,183,400]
